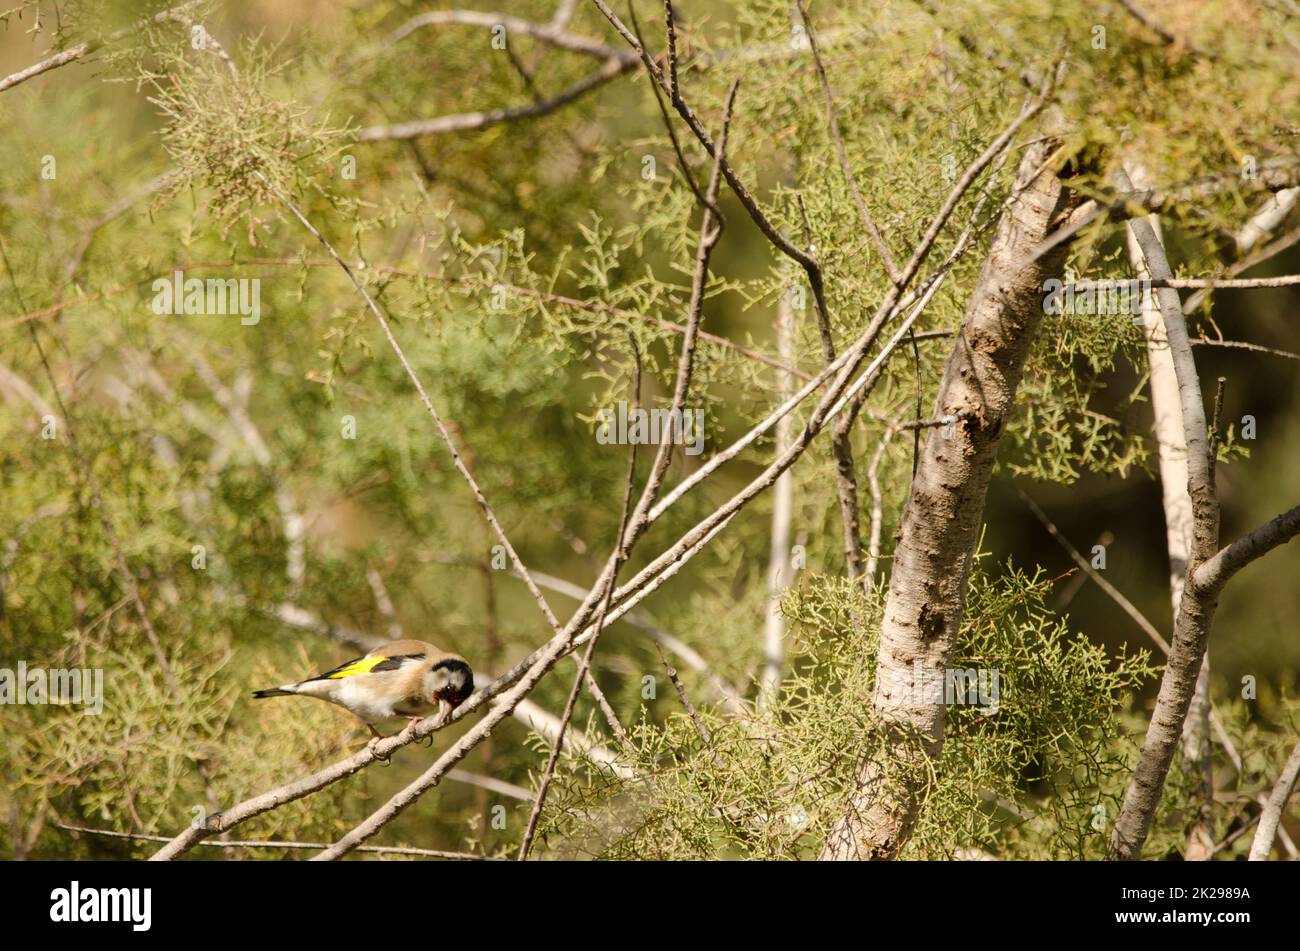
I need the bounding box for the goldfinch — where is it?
[253,639,473,743]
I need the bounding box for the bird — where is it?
[252,639,473,747]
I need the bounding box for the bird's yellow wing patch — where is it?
[313,652,426,681]
[324,656,390,679]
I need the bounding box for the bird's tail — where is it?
[252,685,298,699]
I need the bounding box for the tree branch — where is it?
[61,824,495,860]
[1108,165,1223,859]
[1030,161,1300,266]
[0,1,204,93]
[373,9,634,61]
[1249,739,1300,860]
[1192,503,1300,595]
[358,56,637,140]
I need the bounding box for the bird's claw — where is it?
[399,716,436,748]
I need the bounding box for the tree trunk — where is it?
[820,134,1080,859]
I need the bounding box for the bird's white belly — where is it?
[335,679,400,724]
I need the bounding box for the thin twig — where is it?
[1184,223,1300,316]
[1191,337,1300,362]
[59,823,496,860]
[617,81,737,559]
[655,642,712,746]
[370,9,633,62]
[796,0,900,283]
[358,56,637,140]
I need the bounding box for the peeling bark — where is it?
[820,135,1080,860]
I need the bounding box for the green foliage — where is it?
[534,562,1156,859]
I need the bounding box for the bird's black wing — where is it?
[307,652,427,682]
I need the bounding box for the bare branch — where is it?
[60,824,495,860]
[663,1,679,100]
[1031,161,1300,266]
[1114,0,1207,55]
[1109,165,1221,859]
[0,1,205,94]
[1191,337,1300,363]
[654,641,713,746]
[358,56,636,141]
[1192,503,1300,595]
[1249,739,1300,860]
[1120,166,1212,843]
[372,9,633,61]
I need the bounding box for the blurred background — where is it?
[1,0,1296,859]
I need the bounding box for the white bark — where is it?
[1236,187,1299,256]
[1123,168,1211,856]
[1108,168,1221,859]
[1249,739,1300,860]
[760,296,796,706]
